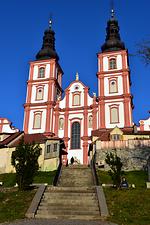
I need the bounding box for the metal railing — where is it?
[53,162,62,186]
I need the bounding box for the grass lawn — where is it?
[0,170,56,222]
[33,170,56,185]
[0,170,56,187]
[97,169,150,225]
[0,190,35,223]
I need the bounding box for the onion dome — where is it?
[101,9,125,52]
[36,19,59,60]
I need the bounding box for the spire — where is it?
[76,72,79,81]
[36,18,59,61]
[49,18,52,30]
[110,0,115,19]
[101,6,125,52]
[111,8,115,19]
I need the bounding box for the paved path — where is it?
[1,219,117,225]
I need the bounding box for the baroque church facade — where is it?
[23,10,134,165]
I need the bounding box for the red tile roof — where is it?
[92,127,150,141]
[0,132,23,148]
[0,132,63,148]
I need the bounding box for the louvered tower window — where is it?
[71,122,80,149]
[109,58,116,69]
[39,67,45,78]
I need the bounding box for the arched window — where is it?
[71,122,80,149]
[88,115,93,128]
[109,58,116,70]
[33,112,42,129]
[73,94,80,106]
[36,87,44,100]
[109,80,117,93]
[59,118,64,130]
[38,67,45,78]
[110,107,119,123]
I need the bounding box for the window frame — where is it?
[54,143,58,152]
[111,134,121,141]
[38,66,45,78]
[59,118,64,130]
[46,144,51,153]
[109,58,117,70]
[109,78,118,94]
[88,115,93,128]
[33,111,42,129]
[109,105,119,124]
[71,121,81,149]
[72,92,81,106]
[35,86,44,101]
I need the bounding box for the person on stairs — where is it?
[70,156,74,165]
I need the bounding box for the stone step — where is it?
[38,205,99,211]
[35,213,101,220]
[60,175,92,178]
[59,178,93,182]
[35,166,100,221]
[43,193,97,199]
[59,176,92,180]
[41,201,99,208]
[57,183,93,187]
[58,182,93,185]
[46,186,95,192]
[63,165,90,169]
[39,202,99,208]
[60,172,92,175]
[58,178,93,182]
[42,197,97,204]
[59,176,92,179]
[61,169,92,172]
[36,209,100,216]
[44,192,96,197]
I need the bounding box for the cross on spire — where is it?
[49,13,53,30]
[110,0,115,19]
[49,18,52,30]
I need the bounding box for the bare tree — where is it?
[137,40,150,65]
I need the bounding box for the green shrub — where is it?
[105,152,123,188]
[11,138,41,190]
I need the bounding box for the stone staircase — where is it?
[35,165,101,220]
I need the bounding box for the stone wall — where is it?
[95,140,150,171]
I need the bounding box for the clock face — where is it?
[74,85,80,91]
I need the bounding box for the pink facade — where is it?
[23,13,134,164]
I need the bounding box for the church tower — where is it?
[23,20,63,134]
[97,9,133,129]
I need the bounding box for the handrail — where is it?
[53,162,62,186]
[90,153,99,185]
[25,184,47,218]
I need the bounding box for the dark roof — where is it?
[11,133,62,147]
[0,132,63,148]
[101,10,125,53]
[36,27,59,61]
[92,129,111,141]
[0,132,23,148]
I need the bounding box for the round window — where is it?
[74,85,79,90]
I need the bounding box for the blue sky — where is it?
[0,0,150,130]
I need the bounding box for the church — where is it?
[23,9,134,165]
[0,8,150,171]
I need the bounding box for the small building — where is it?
[138,116,150,131]
[0,119,66,174]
